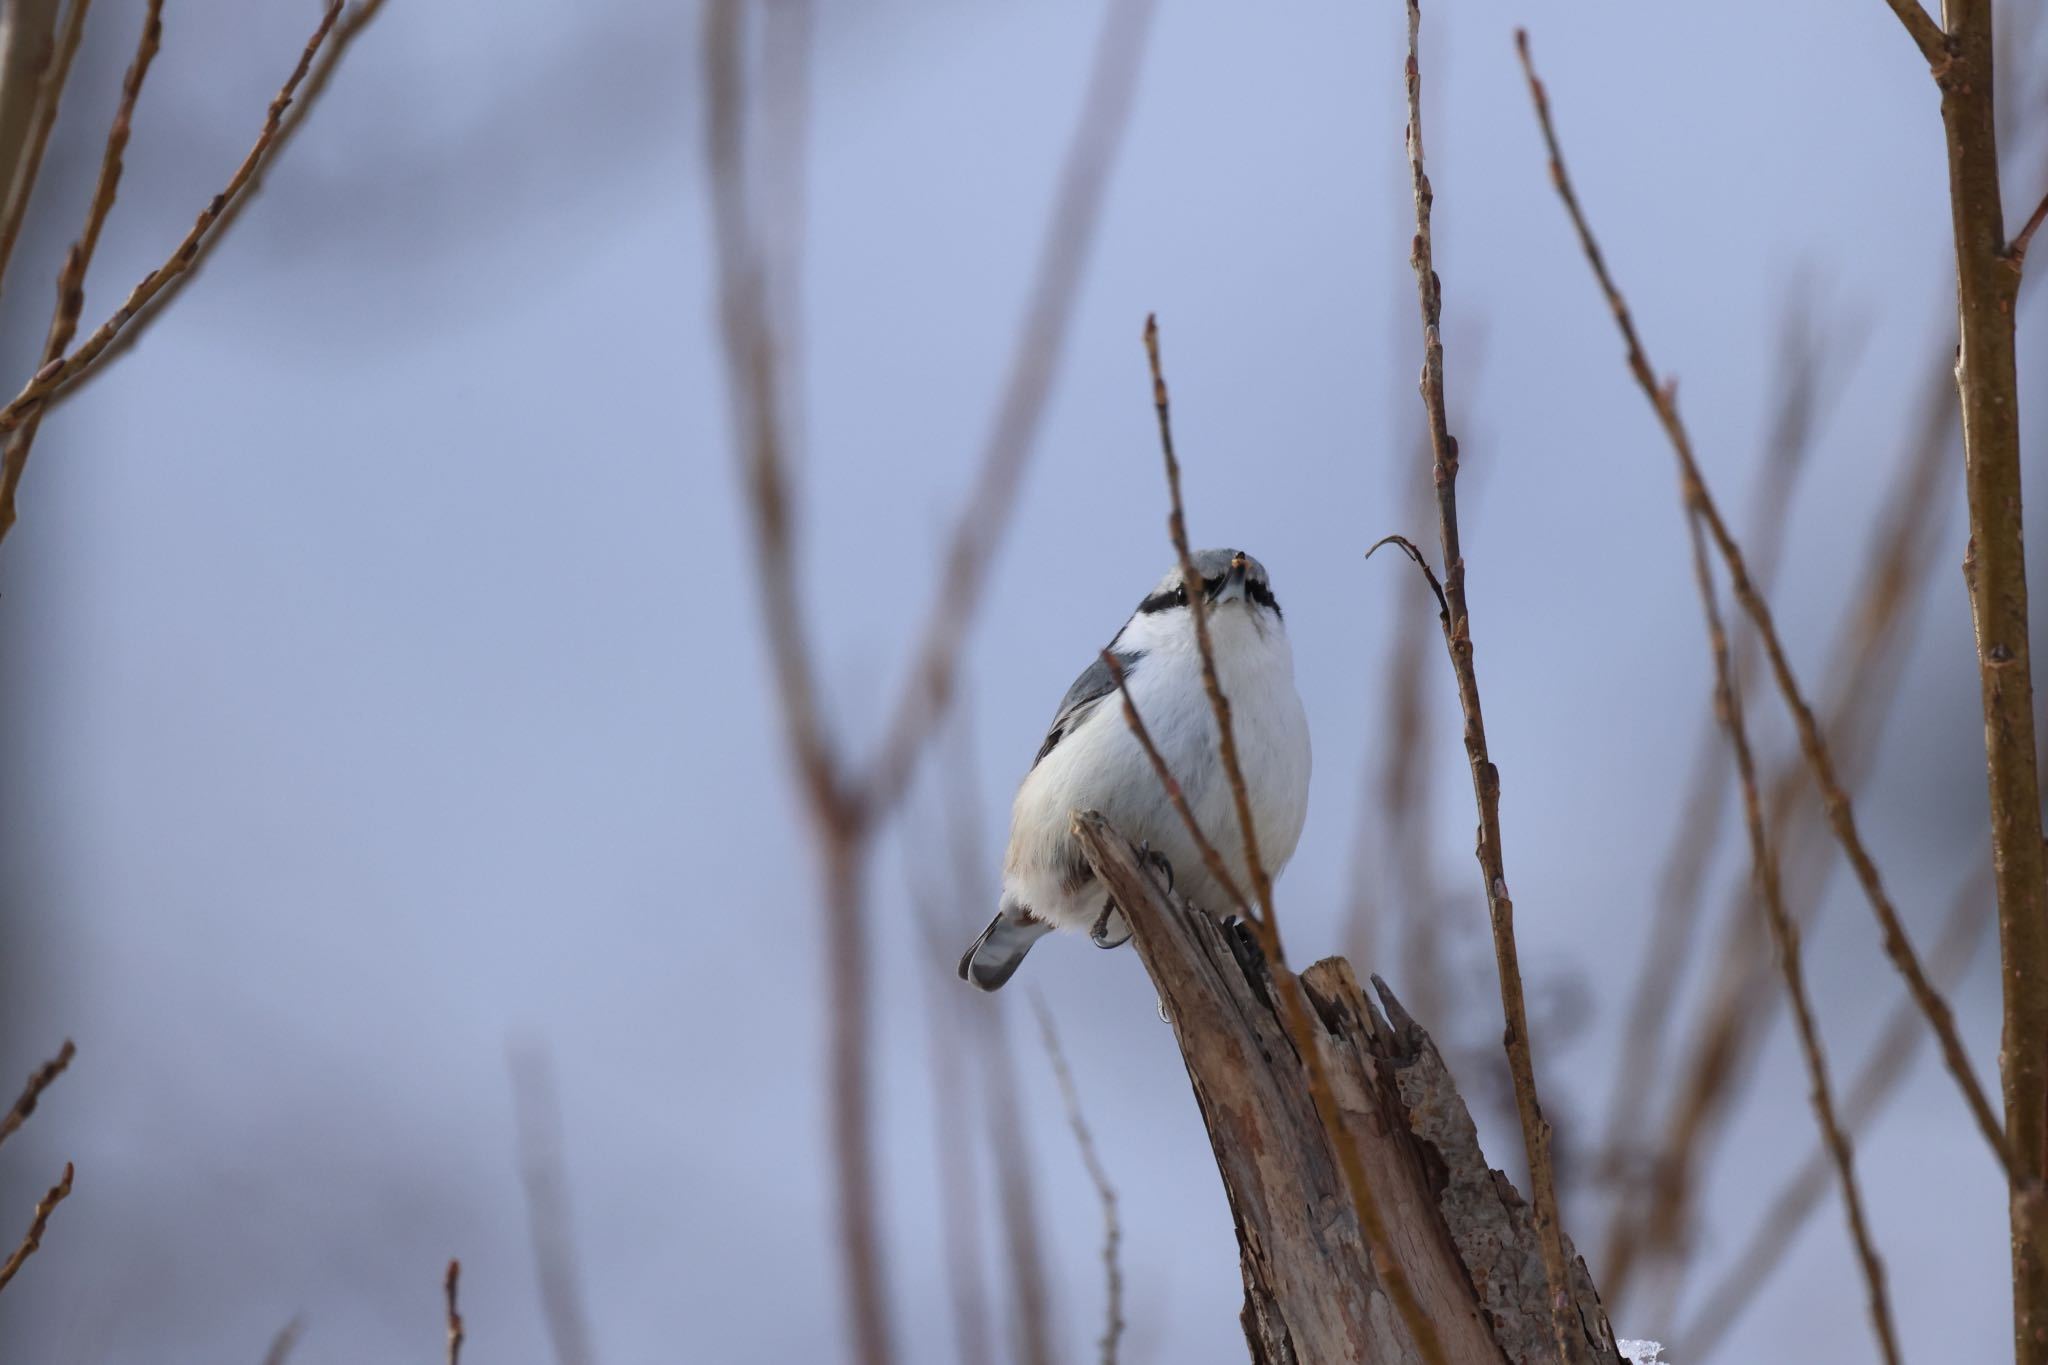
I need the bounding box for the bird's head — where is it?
[1133,548,1282,623]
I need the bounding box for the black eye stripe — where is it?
[1137,576,1283,618]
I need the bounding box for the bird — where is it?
[958,548,1312,991]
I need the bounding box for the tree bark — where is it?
[1073,813,1622,1364]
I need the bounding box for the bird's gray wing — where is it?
[1033,647,1141,768]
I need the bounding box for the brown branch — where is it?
[1601,355,1957,1304]
[1406,10,1572,1357]
[1681,860,1993,1361]
[0,0,89,297]
[1142,314,1274,934]
[0,0,162,538]
[1679,501,1900,1363]
[510,1047,599,1365]
[1027,994,1123,1365]
[1880,0,1949,65]
[44,0,389,417]
[2013,183,2048,271]
[0,1040,74,1150]
[0,0,357,543]
[1103,649,1246,912]
[1516,29,2013,1183]
[260,1317,306,1365]
[0,1162,71,1294]
[444,1259,464,1365]
[1598,301,1836,1193]
[862,0,1158,816]
[1135,323,1451,1365]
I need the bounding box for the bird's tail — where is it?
[957,908,1052,992]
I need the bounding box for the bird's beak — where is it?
[1215,554,1249,604]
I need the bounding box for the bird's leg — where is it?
[1090,899,1132,950]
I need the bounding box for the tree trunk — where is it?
[1074,812,1621,1364]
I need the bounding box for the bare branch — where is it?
[1136,320,1452,1365]
[1515,27,2013,1182]
[2012,183,2048,272]
[0,1039,74,1151]
[260,1317,307,1365]
[1880,0,1948,66]
[510,1046,599,1365]
[1681,861,1993,1360]
[0,1162,71,1294]
[1679,501,1900,1363]
[1027,994,1124,1365]
[45,0,390,416]
[0,0,88,297]
[0,0,364,543]
[444,1259,464,1365]
[1406,10,1572,1355]
[1142,316,1274,934]
[862,0,1159,817]
[1101,651,1246,913]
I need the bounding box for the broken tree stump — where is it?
[1073,811,1621,1365]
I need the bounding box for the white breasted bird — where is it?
[959,548,1312,991]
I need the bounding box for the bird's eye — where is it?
[1173,585,1187,606]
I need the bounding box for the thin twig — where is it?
[444,1259,464,1365]
[510,1046,599,1365]
[2012,184,2048,272]
[1406,10,1572,1356]
[1516,28,2014,1182]
[0,0,356,542]
[1682,860,1993,1361]
[0,0,162,535]
[1880,0,1949,65]
[1142,315,1274,935]
[1599,301,1838,1193]
[1102,650,1245,912]
[1135,318,1451,1365]
[0,1039,74,1150]
[863,0,1158,816]
[0,0,91,296]
[1680,501,1900,1363]
[45,0,389,416]
[260,1316,307,1365]
[1603,354,1957,1303]
[0,1162,71,1294]
[1027,994,1123,1365]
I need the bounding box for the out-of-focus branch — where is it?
[259,1317,306,1365]
[510,1047,599,1365]
[1404,9,1572,1354]
[1516,28,2012,1180]
[0,0,364,544]
[1880,0,1947,64]
[0,0,60,294]
[1028,994,1123,1365]
[1682,861,1994,1361]
[443,1259,464,1365]
[0,1039,73,1150]
[2013,185,2048,271]
[1678,501,1899,1363]
[0,1161,71,1294]
[861,0,1158,816]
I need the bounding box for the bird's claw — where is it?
[1090,900,1132,950]
[1136,841,1175,894]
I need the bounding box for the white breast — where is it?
[1002,603,1312,931]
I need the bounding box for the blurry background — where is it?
[1,0,2043,1361]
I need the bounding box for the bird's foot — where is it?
[1090,900,1133,950]
[1135,841,1175,895]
